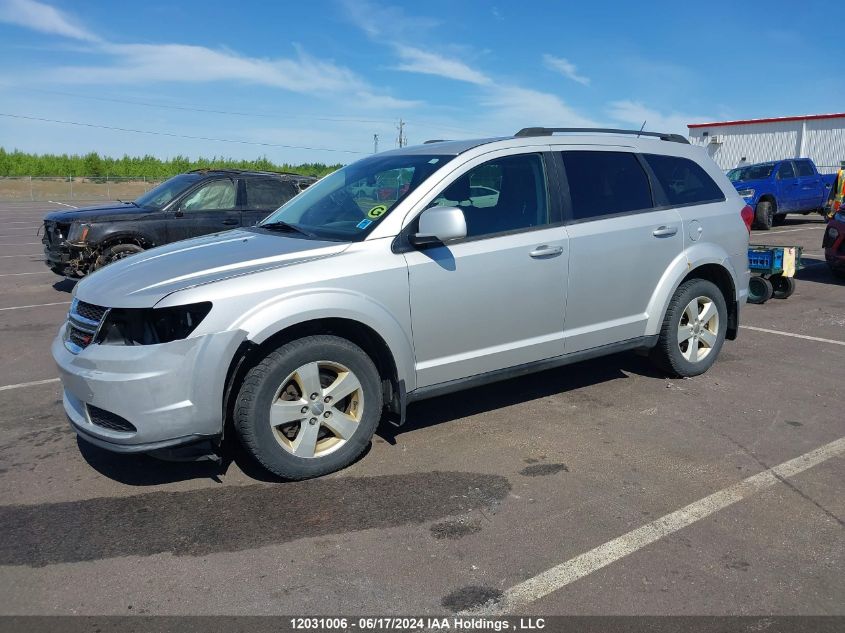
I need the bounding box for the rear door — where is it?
[794,160,823,211]
[775,161,799,213]
[243,177,299,226]
[558,148,684,353]
[167,177,241,242]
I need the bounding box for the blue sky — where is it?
[0,0,841,166]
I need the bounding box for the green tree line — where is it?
[0,147,342,178]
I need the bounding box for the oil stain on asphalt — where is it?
[0,471,510,567]
[519,463,569,477]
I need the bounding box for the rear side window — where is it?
[778,162,796,179]
[644,154,725,206]
[561,151,653,221]
[246,178,298,211]
[795,161,815,177]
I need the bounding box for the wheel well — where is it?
[221,318,402,435]
[681,264,738,340]
[758,195,776,210]
[98,234,151,251]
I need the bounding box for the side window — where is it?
[644,154,725,206]
[795,161,815,177]
[778,162,796,179]
[181,179,237,212]
[429,153,548,238]
[246,178,298,211]
[561,151,653,221]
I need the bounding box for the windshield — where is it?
[727,164,775,182]
[135,173,203,209]
[259,154,453,241]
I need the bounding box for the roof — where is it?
[187,168,315,179]
[376,138,505,157]
[688,113,845,129]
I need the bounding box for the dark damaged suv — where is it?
[42,169,316,277]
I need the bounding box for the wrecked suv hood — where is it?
[74,228,349,308]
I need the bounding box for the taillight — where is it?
[740,205,754,234]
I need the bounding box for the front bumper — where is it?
[52,325,245,452]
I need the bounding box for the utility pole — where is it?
[373,133,379,154]
[396,119,407,148]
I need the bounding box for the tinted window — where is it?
[562,151,652,221]
[135,173,202,209]
[246,178,298,211]
[778,162,796,179]
[429,153,548,238]
[795,161,815,177]
[644,154,725,206]
[181,179,237,212]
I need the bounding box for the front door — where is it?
[558,149,684,353]
[167,177,241,242]
[404,152,569,388]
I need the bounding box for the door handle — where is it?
[222,219,239,225]
[529,245,564,258]
[652,226,678,237]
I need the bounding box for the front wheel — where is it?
[650,279,727,377]
[755,201,774,230]
[234,335,382,480]
[95,243,144,269]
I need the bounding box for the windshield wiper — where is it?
[259,221,318,238]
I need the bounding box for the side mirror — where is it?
[410,207,467,247]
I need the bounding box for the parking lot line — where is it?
[766,226,826,234]
[0,271,51,277]
[0,377,60,392]
[0,301,70,312]
[740,325,845,347]
[47,201,78,209]
[475,436,845,615]
[0,242,41,246]
[0,253,41,258]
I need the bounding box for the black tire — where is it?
[755,201,774,230]
[95,243,144,269]
[770,275,796,299]
[747,276,773,304]
[234,335,382,480]
[649,279,728,378]
[772,213,787,226]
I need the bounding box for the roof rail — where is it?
[514,127,689,144]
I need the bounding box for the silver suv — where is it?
[53,128,751,479]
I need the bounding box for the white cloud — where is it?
[542,54,589,85]
[480,85,600,129]
[607,100,708,135]
[340,0,438,38]
[392,45,492,85]
[0,0,98,41]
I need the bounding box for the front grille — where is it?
[75,301,107,323]
[87,405,136,433]
[64,299,109,353]
[43,222,69,246]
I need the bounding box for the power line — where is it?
[0,112,367,155]
[23,88,395,125]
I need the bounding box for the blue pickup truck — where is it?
[727,158,836,230]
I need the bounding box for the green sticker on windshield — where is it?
[367,204,387,219]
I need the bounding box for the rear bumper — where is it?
[53,325,245,452]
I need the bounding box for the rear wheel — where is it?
[770,275,796,299]
[748,276,773,304]
[755,201,774,230]
[650,279,727,377]
[234,335,382,480]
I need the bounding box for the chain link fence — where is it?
[0,176,163,202]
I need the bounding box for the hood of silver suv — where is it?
[74,229,349,308]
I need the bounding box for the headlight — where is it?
[67,223,92,243]
[96,302,212,346]
[737,189,755,199]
